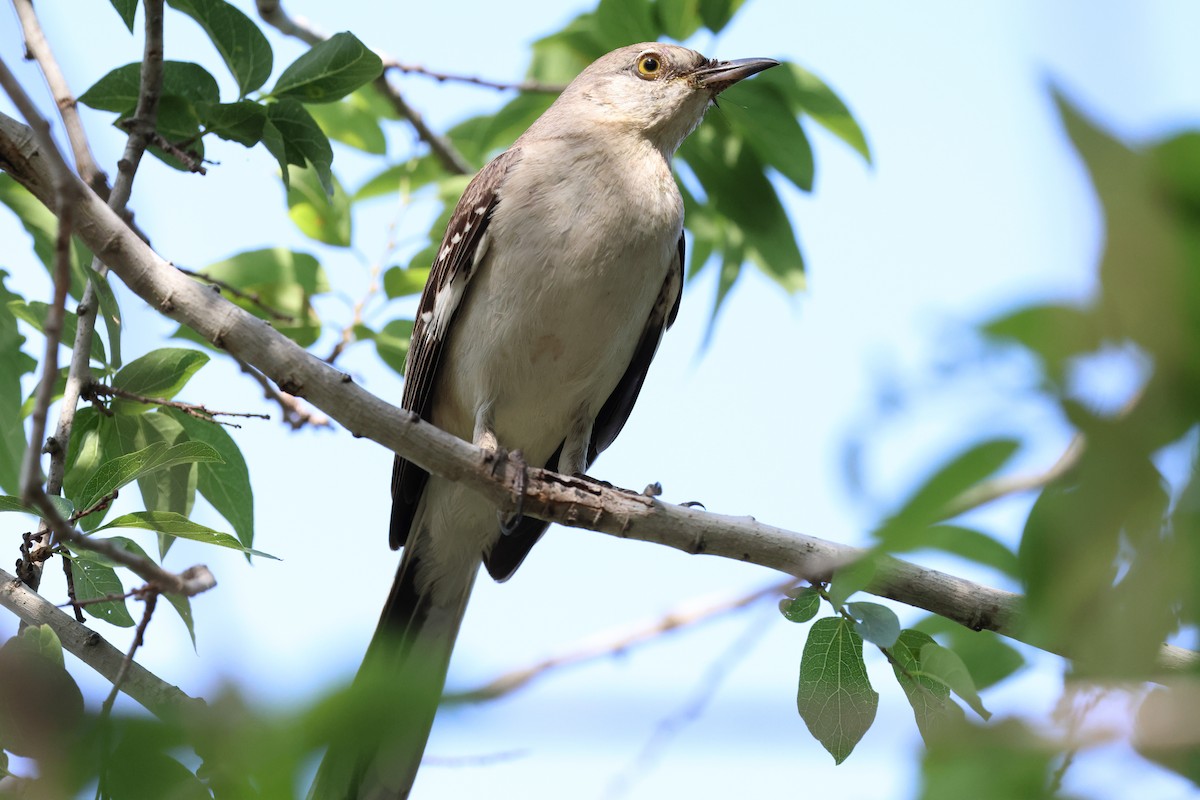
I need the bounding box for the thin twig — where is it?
[254,0,473,175]
[25,0,167,591]
[61,553,84,622]
[11,0,109,194]
[27,485,216,598]
[234,356,331,429]
[942,435,1086,519]
[176,265,295,321]
[100,589,158,717]
[449,578,795,703]
[83,381,270,427]
[385,60,565,94]
[326,202,407,364]
[57,584,150,610]
[603,608,775,800]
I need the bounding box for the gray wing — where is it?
[483,233,685,581]
[390,148,522,549]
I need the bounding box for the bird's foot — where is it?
[498,448,527,535]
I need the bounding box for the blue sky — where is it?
[3,1,1200,798]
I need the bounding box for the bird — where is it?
[311,42,779,799]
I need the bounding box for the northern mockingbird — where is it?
[313,42,778,799]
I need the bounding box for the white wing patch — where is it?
[428,274,466,339]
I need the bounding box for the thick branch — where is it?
[0,110,1195,677]
[0,566,201,717]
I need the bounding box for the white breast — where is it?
[432,135,682,467]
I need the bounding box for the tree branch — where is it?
[0,110,1195,681]
[0,566,201,717]
[10,0,109,193]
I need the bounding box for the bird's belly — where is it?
[435,235,674,466]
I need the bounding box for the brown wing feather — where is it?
[389,149,522,549]
[483,233,685,581]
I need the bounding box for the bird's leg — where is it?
[474,405,527,534]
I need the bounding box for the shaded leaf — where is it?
[354,156,444,202]
[91,271,123,369]
[109,0,137,31]
[68,553,136,627]
[0,175,95,300]
[8,300,107,363]
[654,0,702,41]
[160,407,255,549]
[79,61,219,114]
[167,0,273,96]
[104,535,196,646]
[0,626,85,758]
[762,63,871,165]
[0,272,34,494]
[0,494,75,519]
[889,629,962,743]
[878,524,1020,580]
[797,617,878,764]
[846,601,901,648]
[721,79,814,191]
[828,553,877,608]
[267,99,334,194]
[698,0,746,32]
[914,615,1025,691]
[920,718,1058,800]
[919,642,990,720]
[201,100,268,146]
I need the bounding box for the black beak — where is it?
[692,57,780,93]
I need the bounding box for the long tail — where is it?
[311,483,484,800]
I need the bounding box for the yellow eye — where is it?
[636,53,662,79]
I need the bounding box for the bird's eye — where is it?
[636,54,662,79]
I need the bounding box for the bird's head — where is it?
[552,43,779,156]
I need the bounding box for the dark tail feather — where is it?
[310,525,479,800]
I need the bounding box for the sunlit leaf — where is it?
[272,32,383,104]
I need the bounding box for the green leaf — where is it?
[0,626,84,759]
[110,0,137,31]
[103,535,196,646]
[697,0,746,32]
[271,32,383,104]
[159,407,255,549]
[356,319,413,377]
[721,79,815,191]
[305,100,386,154]
[201,100,268,146]
[796,617,878,764]
[69,552,136,627]
[0,272,34,494]
[984,303,1100,381]
[79,60,220,114]
[90,271,123,369]
[595,0,657,48]
[0,175,95,300]
[779,586,821,623]
[167,0,273,96]
[382,266,430,299]
[267,98,335,194]
[878,438,1020,534]
[846,601,901,648]
[921,719,1058,800]
[654,0,703,40]
[913,615,1025,691]
[287,166,352,247]
[354,156,444,202]
[763,64,871,165]
[8,300,106,363]
[111,347,209,405]
[97,512,278,559]
[130,413,198,556]
[176,248,328,347]
[0,494,75,519]
[919,642,991,720]
[828,553,877,608]
[877,524,1020,580]
[889,629,962,743]
[75,441,222,513]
